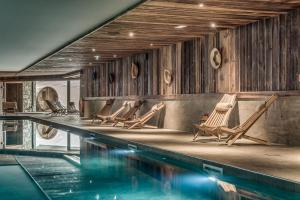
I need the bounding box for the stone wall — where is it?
[23,81,36,112]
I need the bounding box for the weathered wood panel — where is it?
[236,9,300,92]
[81,34,220,97]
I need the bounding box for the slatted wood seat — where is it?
[113,100,144,126]
[193,94,237,141]
[122,102,165,129]
[92,99,115,123]
[222,95,278,146]
[96,101,129,124]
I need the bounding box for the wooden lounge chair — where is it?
[45,100,65,116]
[55,101,67,114]
[92,99,115,123]
[68,102,80,115]
[122,102,165,129]
[222,95,278,146]
[193,94,237,141]
[96,101,129,124]
[113,100,144,126]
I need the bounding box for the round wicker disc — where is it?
[210,48,222,69]
[37,124,58,140]
[131,63,139,79]
[36,87,58,111]
[163,69,172,85]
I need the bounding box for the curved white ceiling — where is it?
[0,0,141,71]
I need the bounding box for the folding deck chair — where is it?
[45,100,65,116]
[113,100,144,126]
[193,94,237,141]
[92,99,115,123]
[96,101,129,124]
[68,102,80,115]
[122,102,165,129]
[222,95,278,146]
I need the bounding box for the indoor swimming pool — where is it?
[0,119,299,200]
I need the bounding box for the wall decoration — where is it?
[36,87,58,112]
[210,48,222,69]
[163,69,172,85]
[92,71,97,80]
[131,62,139,79]
[109,73,115,84]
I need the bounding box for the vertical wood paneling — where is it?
[80,8,300,97]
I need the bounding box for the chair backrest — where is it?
[121,100,144,120]
[68,102,78,111]
[55,101,65,110]
[139,102,165,121]
[45,100,59,112]
[2,102,17,113]
[204,94,236,127]
[110,101,129,119]
[97,99,115,115]
[239,95,277,131]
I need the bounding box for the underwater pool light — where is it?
[208,176,217,182]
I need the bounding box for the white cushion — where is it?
[215,103,232,112]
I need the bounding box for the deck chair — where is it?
[96,101,129,124]
[193,94,237,141]
[68,102,80,115]
[55,101,67,114]
[122,102,165,129]
[113,100,144,126]
[45,100,65,116]
[92,99,115,123]
[222,95,278,146]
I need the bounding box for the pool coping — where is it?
[1,115,300,193]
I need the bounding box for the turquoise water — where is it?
[0,119,300,199]
[0,165,46,200]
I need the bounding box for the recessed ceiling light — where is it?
[175,25,187,29]
[89,62,92,66]
[210,23,216,28]
[198,3,204,8]
[92,48,96,52]
[113,54,117,58]
[94,55,100,60]
[129,32,135,37]
[69,58,72,62]
[150,43,154,46]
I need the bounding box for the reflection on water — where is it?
[0,120,80,151]
[0,120,299,199]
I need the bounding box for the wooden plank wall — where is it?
[81,34,226,97]
[81,8,300,98]
[236,8,300,91]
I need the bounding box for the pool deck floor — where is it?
[3,114,300,184]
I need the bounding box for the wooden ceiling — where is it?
[18,0,300,76]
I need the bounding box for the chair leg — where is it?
[242,135,268,145]
[193,131,200,141]
[227,132,244,146]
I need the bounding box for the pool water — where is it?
[0,119,300,199]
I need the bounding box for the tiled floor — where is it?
[25,114,300,184]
